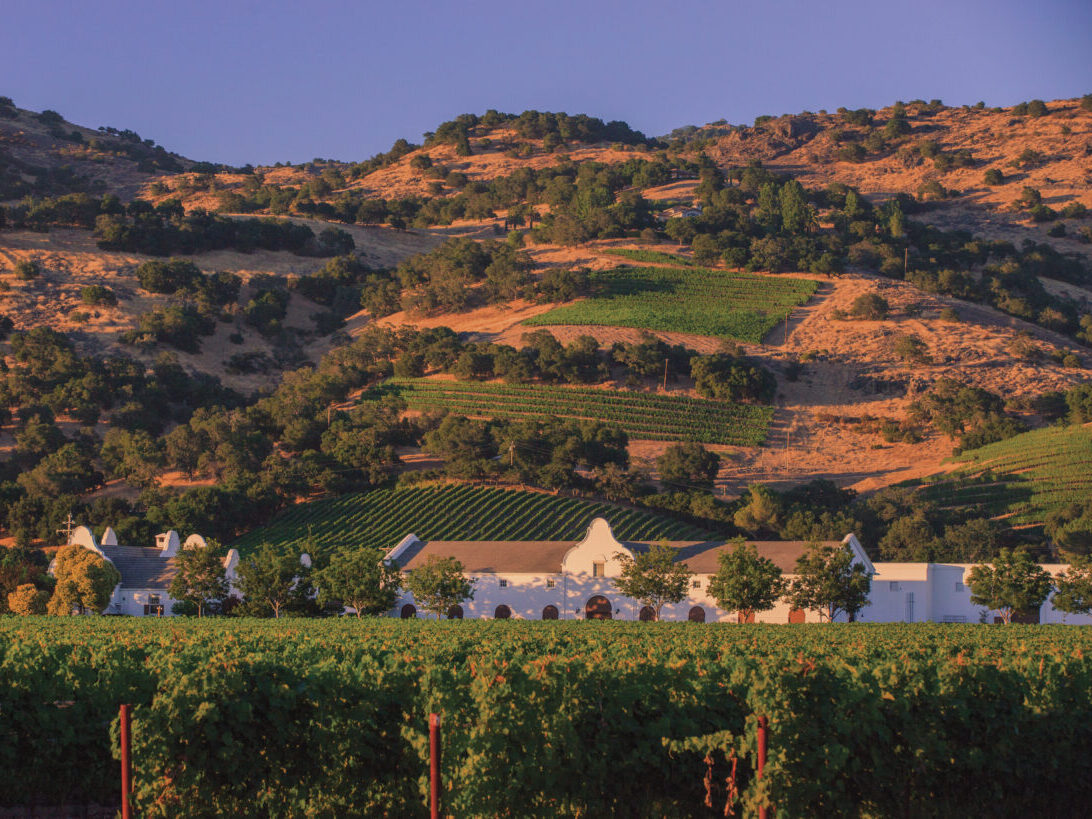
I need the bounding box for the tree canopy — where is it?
[706,539,786,620]
[611,542,692,621]
[967,548,1053,623]
[168,541,229,617]
[314,547,402,617]
[402,555,474,619]
[47,544,121,615]
[788,541,871,622]
[235,544,310,618]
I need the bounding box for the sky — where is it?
[3,0,1090,166]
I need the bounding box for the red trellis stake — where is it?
[757,715,769,819]
[119,704,132,819]
[429,712,442,819]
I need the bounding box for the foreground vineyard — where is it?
[524,265,818,343]
[912,424,1092,525]
[3,619,1092,817]
[231,484,717,556]
[371,377,772,445]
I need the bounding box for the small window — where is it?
[691,580,701,589]
[888,582,901,592]
[954,582,965,592]
[592,561,605,577]
[149,594,161,605]
[546,578,556,588]
[499,579,508,588]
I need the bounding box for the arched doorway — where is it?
[688,606,706,623]
[585,595,612,620]
[400,603,417,619]
[788,609,806,624]
[542,605,559,620]
[447,605,464,620]
[737,610,755,624]
[638,606,655,622]
[494,604,512,619]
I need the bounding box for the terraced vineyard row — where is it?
[602,248,698,266]
[524,265,818,343]
[913,424,1092,524]
[232,484,718,555]
[373,378,772,445]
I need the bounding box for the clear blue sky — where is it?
[3,0,1090,166]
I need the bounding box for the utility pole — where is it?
[904,246,909,276]
[662,358,669,391]
[56,512,76,544]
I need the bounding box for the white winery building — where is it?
[62,525,238,616]
[386,517,1092,624]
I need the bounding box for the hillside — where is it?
[0,98,194,200]
[232,483,719,558]
[910,424,1092,535]
[0,96,1090,564]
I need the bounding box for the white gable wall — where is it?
[390,519,1092,625]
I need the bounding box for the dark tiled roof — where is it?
[628,541,838,574]
[397,540,575,573]
[100,546,176,590]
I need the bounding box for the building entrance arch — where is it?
[585,595,612,620]
[400,604,417,619]
[542,604,559,620]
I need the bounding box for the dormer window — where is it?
[499,579,508,588]
[593,562,605,577]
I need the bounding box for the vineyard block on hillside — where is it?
[524,266,818,343]
[231,484,717,556]
[371,378,773,446]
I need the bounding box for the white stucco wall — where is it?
[389,519,1092,625]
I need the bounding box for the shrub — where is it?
[13,260,40,280]
[80,285,117,306]
[918,181,948,201]
[1026,100,1048,118]
[1011,148,1045,169]
[939,307,961,322]
[1047,223,1066,237]
[1029,204,1057,223]
[984,168,1004,185]
[836,143,867,162]
[840,108,874,127]
[1059,202,1088,219]
[893,334,931,366]
[1017,187,1042,208]
[135,259,200,293]
[847,292,890,320]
